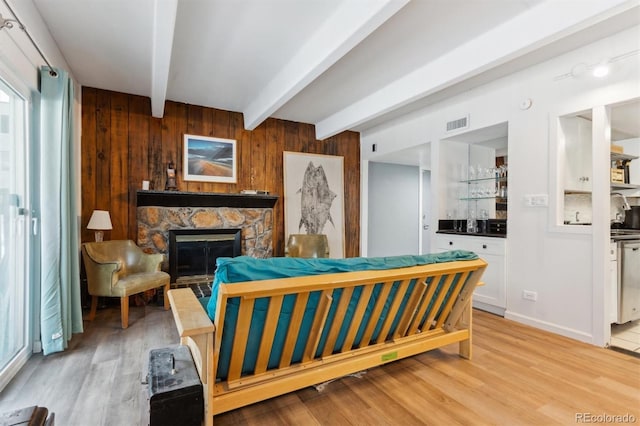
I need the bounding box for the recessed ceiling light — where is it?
[592,64,610,78]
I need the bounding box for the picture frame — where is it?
[183,134,237,183]
[283,151,345,258]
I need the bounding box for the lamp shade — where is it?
[87,210,113,230]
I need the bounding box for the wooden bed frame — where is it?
[167,258,487,426]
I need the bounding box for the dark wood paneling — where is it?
[127,95,150,239]
[149,117,163,192]
[109,92,129,239]
[81,88,361,257]
[80,88,97,243]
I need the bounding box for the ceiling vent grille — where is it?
[446,115,469,132]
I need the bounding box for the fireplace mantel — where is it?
[137,190,278,208]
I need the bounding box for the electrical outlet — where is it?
[523,290,538,301]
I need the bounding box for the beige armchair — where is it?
[285,234,330,258]
[81,240,170,329]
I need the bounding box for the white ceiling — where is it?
[28,0,640,140]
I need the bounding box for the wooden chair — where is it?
[81,240,170,328]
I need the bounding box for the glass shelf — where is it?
[460,197,508,201]
[611,182,640,190]
[611,152,638,161]
[460,176,507,183]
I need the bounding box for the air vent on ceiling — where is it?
[446,115,469,132]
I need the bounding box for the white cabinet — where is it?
[561,116,592,192]
[436,234,506,316]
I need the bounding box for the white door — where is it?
[0,77,30,391]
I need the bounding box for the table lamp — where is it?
[87,210,112,242]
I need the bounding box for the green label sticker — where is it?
[381,351,398,362]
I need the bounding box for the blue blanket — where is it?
[207,251,478,379]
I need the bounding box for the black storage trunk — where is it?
[148,345,203,426]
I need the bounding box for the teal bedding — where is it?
[207,251,478,379]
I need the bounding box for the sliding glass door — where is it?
[0,77,30,391]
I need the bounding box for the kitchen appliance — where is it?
[623,206,640,229]
[617,239,640,324]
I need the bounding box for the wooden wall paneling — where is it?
[109,92,129,239]
[231,112,249,192]
[161,102,179,191]
[340,132,360,257]
[282,121,303,254]
[250,122,267,191]
[283,121,299,152]
[128,95,150,239]
[149,118,163,193]
[300,123,315,154]
[186,104,205,193]
[175,103,188,192]
[95,90,112,240]
[81,88,97,243]
[81,88,360,255]
[201,107,215,138]
[210,108,233,193]
[199,106,216,193]
[324,135,338,157]
[265,118,285,255]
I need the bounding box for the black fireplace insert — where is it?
[168,228,241,284]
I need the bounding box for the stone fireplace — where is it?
[137,190,278,288]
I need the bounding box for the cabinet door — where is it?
[435,235,506,314]
[473,252,506,312]
[562,116,592,192]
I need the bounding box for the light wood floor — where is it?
[0,305,638,425]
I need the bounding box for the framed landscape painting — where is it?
[183,134,237,183]
[283,151,345,258]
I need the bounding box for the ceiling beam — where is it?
[242,0,409,131]
[150,0,178,118]
[315,0,638,139]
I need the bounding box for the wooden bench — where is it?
[168,257,487,426]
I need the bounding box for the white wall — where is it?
[368,162,419,256]
[361,26,640,346]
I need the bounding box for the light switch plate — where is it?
[524,194,548,207]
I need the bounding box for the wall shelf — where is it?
[460,197,507,201]
[610,183,640,190]
[611,152,639,162]
[610,151,638,190]
[459,177,507,184]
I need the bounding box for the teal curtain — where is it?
[39,67,83,355]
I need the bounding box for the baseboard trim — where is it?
[504,311,594,344]
[473,301,505,317]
